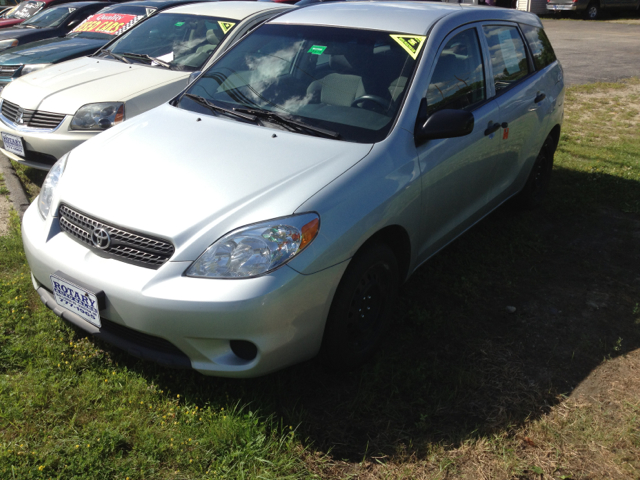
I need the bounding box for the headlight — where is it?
[21,63,50,76]
[185,213,320,278]
[37,154,68,219]
[70,102,124,131]
[0,39,18,51]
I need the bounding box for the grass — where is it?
[0,173,9,196]
[0,80,639,479]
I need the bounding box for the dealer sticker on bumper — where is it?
[50,274,101,328]
[1,132,25,157]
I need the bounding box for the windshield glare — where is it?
[107,14,236,71]
[22,6,74,28]
[180,24,419,143]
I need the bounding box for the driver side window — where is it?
[426,28,486,116]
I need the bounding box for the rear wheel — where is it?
[321,242,399,370]
[515,134,555,209]
[585,1,601,19]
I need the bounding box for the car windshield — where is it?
[20,5,75,28]
[6,1,44,20]
[104,13,238,71]
[67,7,150,40]
[179,24,422,143]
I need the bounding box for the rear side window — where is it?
[520,25,557,71]
[426,28,486,115]
[482,25,529,93]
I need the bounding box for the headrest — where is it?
[206,29,219,46]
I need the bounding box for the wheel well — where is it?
[360,225,411,283]
[548,124,561,153]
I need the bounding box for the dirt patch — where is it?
[570,349,640,402]
[605,19,640,25]
[0,195,10,236]
[568,80,640,134]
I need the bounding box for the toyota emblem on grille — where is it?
[91,227,111,249]
[15,107,24,124]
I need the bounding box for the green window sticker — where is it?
[175,22,185,27]
[218,21,235,34]
[308,45,327,55]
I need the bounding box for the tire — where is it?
[515,134,555,209]
[584,1,600,19]
[320,242,399,370]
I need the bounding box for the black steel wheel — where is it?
[515,134,555,209]
[321,242,399,370]
[585,1,600,19]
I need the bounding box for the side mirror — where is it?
[415,108,474,145]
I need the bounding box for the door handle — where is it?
[484,122,501,136]
[534,92,546,103]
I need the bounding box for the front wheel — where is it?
[515,134,555,209]
[320,242,399,370]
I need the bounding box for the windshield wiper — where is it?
[183,94,258,123]
[234,107,340,139]
[121,52,172,69]
[99,50,131,64]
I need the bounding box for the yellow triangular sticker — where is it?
[390,34,426,60]
[218,21,235,34]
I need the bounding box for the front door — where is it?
[415,26,503,260]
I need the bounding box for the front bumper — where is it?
[23,203,348,377]
[0,114,95,170]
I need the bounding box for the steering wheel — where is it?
[350,95,390,112]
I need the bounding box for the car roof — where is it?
[270,1,542,35]
[49,1,113,8]
[111,0,215,9]
[166,1,293,19]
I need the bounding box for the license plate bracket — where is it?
[50,273,102,328]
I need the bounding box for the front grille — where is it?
[1,99,66,130]
[100,317,187,357]
[59,204,175,269]
[0,65,20,76]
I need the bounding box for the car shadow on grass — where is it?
[96,166,640,463]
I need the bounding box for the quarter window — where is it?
[482,25,529,93]
[426,28,485,116]
[520,25,557,71]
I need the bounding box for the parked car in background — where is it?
[0,0,110,29]
[0,0,20,18]
[0,0,216,92]
[0,1,293,169]
[546,0,640,19]
[22,2,564,377]
[0,2,114,53]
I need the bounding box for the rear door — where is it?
[480,23,550,205]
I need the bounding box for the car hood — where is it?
[4,56,188,114]
[0,36,104,66]
[58,103,373,261]
[0,19,23,28]
[0,26,57,41]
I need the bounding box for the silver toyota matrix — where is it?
[22,2,564,377]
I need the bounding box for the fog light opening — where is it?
[230,340,257,361]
